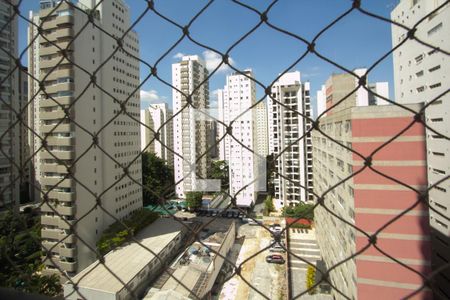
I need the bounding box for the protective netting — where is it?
[0,0,449,299]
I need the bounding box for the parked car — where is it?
[248,218,262,225]
[266,254,285,264]
[269,243,286,253]
[270,224,282,233]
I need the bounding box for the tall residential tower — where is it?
[392,1,449,298]
[268,71,313,209]
[217,70,259,207]
[29,0,142,275]
[140,103,174,166]
[172,55,209,198]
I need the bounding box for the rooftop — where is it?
[65,218,184,294]
[145,220,234,299]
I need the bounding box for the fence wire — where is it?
[0,0,449,299]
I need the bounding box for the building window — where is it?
[427,23,442,36]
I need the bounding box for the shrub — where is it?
[263,196,275,216]
[185,191,203,211]
[97,210,159,255]
[289,223,311,229]
[306,265,317,294]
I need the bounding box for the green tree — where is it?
[263,195,275,216]
[266,154,276,196]
[208,160,229,190]
[283,203,314,221]
[185,191,203,211]
[142,152,175,206]
[0,210,62,296]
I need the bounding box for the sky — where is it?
[17,0,400,117]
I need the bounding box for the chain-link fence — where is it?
[0,0,449,299]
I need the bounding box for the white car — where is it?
[270,224,282,233]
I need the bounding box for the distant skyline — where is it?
[18,0,400,116]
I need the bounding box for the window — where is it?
[415,70,423,77]
[428,23,442,36]
[429,65,441,72]
[415,54,424,64]
[429,83,442,89]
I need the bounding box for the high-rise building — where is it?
[368,82,389,106]
[313,103,431,299]
[0,0,20,208]
[28,0,142,275]
[172,55,209,198]
[217,70,258,207]
[268,71,313,209]
[140,103,173,166]
[391,1,449,298]
[206,119,218,159]
[316,84,326,118]
[140,108,155,154]
[255,101,268,157]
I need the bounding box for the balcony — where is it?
[48,191,75,202]
[55,40,73,51]
[58,232,76,243]
[57,205,75,216]
[41,215,60,227]
[40,68,73,81]
[46,136,74,146]
[59,260,77,272]
[40,32,58,44]
[59,219,75,230]
[40,96,73,108]
[40,150,74,161]
[55,28,73,39]
[40,45,59,56]
[41,228,60,240]
[40,163,70,174]
[58,245,76,257]
[42,241,57,252]
[40,109,68,120]
[40,123,73,133]
[41,177,73,188]
[45,82,74,94]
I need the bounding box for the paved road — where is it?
[219,223,286,300]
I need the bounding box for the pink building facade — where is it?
[313,103,431,299]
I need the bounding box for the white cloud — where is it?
[140,89,167,108]
[302,66,321,79]
[202,50,235,73]
[173,52,185,59]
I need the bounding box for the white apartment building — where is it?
[217,70,258,207]
[255,100,268,157]
[140,108,155,154]
[140,103,173,166]
[172,55,209,198]
[268,71,313,210]
[392,1,449,298]
[0,0,20,207]
[316,84,326,118]
[28,0,142,275]
[368,82,389,105]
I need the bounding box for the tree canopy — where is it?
[0,210,62,296]
[185,191,203,211]
[208,160,229,191]
[142,152,175,206]
[283,203,314,220]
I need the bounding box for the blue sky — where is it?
[18,0,399,116]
